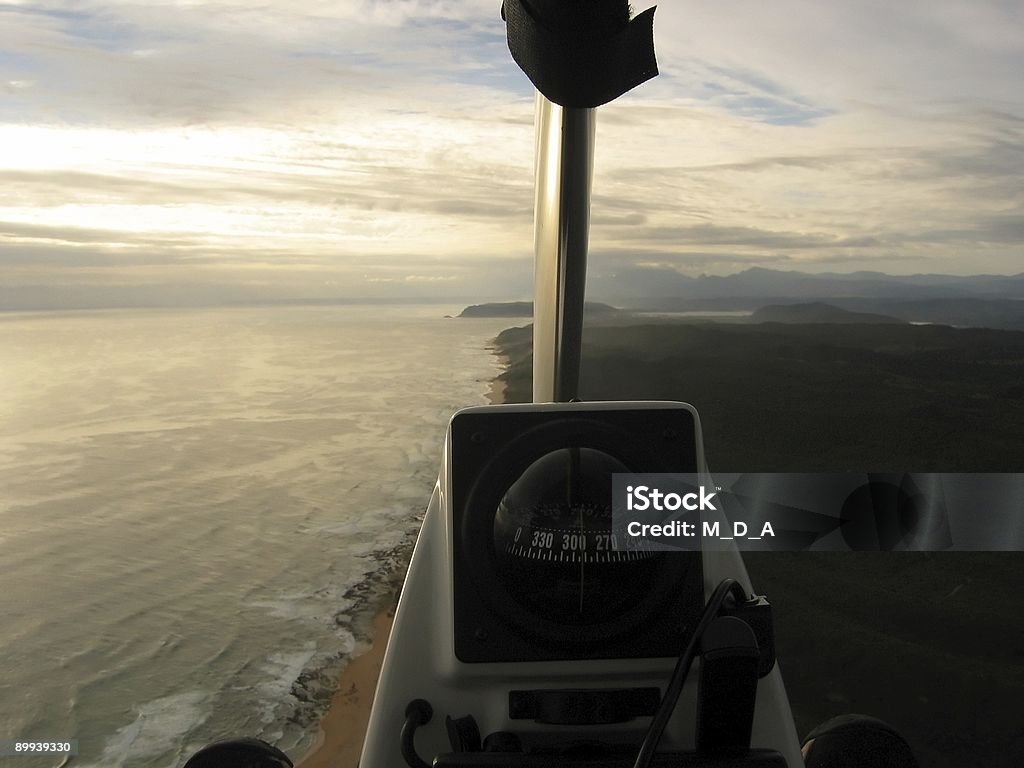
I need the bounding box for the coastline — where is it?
[295,335,511,767]
[486,350,509,405]
[294,609,395,768]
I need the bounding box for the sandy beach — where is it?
[295,609,395,768]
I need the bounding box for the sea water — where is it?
[0,305,513,767]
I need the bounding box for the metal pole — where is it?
[532,94,595,403]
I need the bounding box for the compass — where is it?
[492,446,655,624]
[451,407,704,662]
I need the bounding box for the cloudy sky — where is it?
[1,0,1022,307]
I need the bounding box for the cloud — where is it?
[652,1,1024,111]
[0,1,1022,306]
[0,0,523,125]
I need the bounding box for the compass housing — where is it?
[451,405,704,662]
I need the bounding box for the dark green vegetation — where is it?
[492,319,1024,768]
[458,301,620,318]
[496,320,1024,470]
[751,551,1022,768]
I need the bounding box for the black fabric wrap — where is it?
[502,0,658,108]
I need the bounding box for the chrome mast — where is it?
[502,0,657,403]
[531,97,595,403]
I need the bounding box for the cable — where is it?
[401,699,434,768]
[631,577,750,768]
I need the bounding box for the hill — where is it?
[750,302,905,325]
[605,267,1024,305]
[458,301,620,318]
[596,268,1024,331]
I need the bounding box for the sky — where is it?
[1,0,1022,307]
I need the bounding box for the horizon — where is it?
[3,264,1024,313]
[2,1,1023,307]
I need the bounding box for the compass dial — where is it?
[491,447,655,624]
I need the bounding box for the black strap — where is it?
[501,0,659,108]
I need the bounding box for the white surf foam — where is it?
[78,690,212,768]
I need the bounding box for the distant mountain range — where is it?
[606,267,1024,307]
[597,268,1024,331]
[8,268,1022,330]
[458,270,1024,330]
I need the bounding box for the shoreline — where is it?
[295,337,511,767]
[486,349,509,405]
[294,608,395,768]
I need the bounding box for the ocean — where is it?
[0,305,513,767]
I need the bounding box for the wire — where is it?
[631,577,750,768]
[401,699,434,768]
